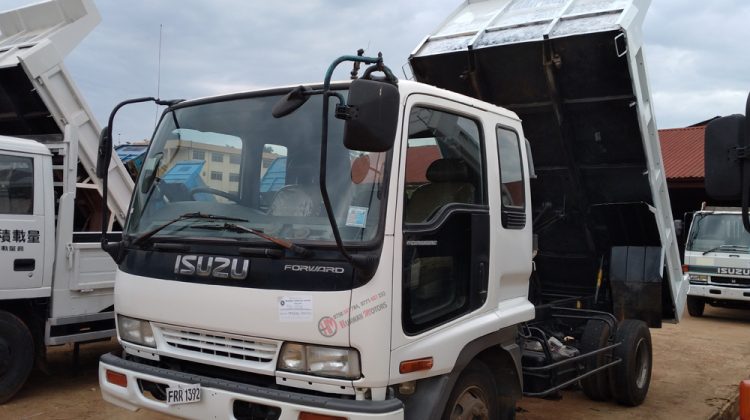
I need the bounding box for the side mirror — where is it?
[673,219,683,238]
[272,86,311,118]
[96,126,112,179]
[342,79,399,152]
[705,114,746,200]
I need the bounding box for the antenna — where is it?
[154,23,163,128]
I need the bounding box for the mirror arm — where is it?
[100,96,182,258]
[316,53,398,278]
[318,92,377,278]
[323,55,382,91]
[100,97,156,253]
[361,61,398,84]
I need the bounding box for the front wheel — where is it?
[610,319,652,406]
[443,360,510,420]
[686,296,705,317]
[0,311,35,403]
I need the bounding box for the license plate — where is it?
[165,383,201,405]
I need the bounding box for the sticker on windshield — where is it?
[345,206,368,228]
[278,296,313,322]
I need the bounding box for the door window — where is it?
[404,107,484,223]
[402,106,487,334]
[496,126,526,229]
[0,155,33,215]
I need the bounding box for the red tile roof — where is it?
[405,146,441,183]
[401,131,704,183]
[658,126,705,181]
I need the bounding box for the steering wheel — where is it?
[189,187,240,203]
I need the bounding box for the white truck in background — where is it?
[0,0,133,402]
[97,0,685,418]
[684,206,750,316]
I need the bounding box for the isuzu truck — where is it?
[684,206,750,316]
[0,0,134,402]
[97,0,685,418]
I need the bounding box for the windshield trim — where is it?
[123,227,392,251]
[166,83,352,114]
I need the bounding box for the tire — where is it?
[579,319,612,401]
[0,311,35,404]
[610,319,652,406]
[686,296,705,317]
[443,360,514,420]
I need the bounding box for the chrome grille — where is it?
[710,276,750,287]
[159,326,277,363]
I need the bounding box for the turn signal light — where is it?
[106,369,128,388]
[682,264,689,273]
[298,413,346,420]
[399,357,434,374]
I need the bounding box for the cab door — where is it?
[0,152,45,290]
[395,97,491,337]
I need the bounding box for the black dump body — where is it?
[0,65,62,138]
[411,30,670,322]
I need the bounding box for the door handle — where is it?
[14,259,35,272]
[478,261,487,295]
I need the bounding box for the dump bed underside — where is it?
[410,0,684,318]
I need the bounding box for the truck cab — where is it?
[684,207,750,316]
[0,137,53,296]
[99,79,533,419]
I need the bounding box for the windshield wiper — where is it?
[192,223,311,257]
[131,212,248,246]
[702,244,750,255]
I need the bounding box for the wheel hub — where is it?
[634,337,650,389]
[451,386,490,420]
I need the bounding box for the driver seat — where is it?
[405,158,475,223]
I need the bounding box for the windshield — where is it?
[686,213,750,253]
[125,90,390,246]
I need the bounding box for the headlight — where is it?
[117,315,156,348]
[688,274,709,282]
[278,343,361,379]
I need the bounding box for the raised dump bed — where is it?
[0,0,133,227]
[410,0,685,322]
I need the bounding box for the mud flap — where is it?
[609,246,662,327]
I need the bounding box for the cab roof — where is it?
[170,79,521,122]
[0,135,51,156]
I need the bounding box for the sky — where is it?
[3,0,750,142]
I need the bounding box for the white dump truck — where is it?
[683,206,750,316]
[97,0,685,418]
[0,0,133,402]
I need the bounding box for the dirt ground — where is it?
[2,306,749,420]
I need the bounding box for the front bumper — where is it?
[688,283,750,302]
[99,352,403,420]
